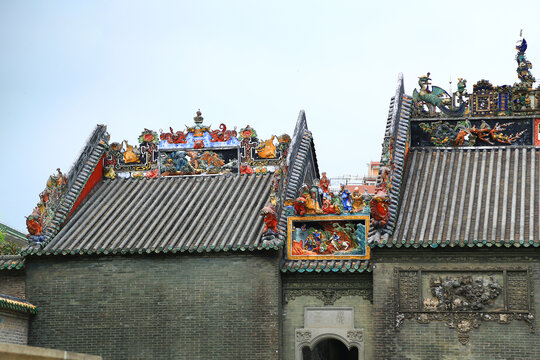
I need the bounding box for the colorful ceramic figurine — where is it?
[351,187,364,213]
[256,136,277,158]
[319,172,330,194]
[294,195,307,216]
[239,163,254,174]
[413,72,467,117]
[370,190,390,228]
[122,140,140,164]
[339,185,353,212]
[516,38,535,87]
[260,203,278,234]
[322,194,338,214]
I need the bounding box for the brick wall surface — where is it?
[0,311,29,345]
[0,271,26,299]
[372,248,540,360]
[26,252,280,360]
[281,273,373,360]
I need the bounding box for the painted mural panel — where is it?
[287,215,370,260]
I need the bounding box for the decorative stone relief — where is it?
[283,281,373,305]
[295,329,312,342]
[346,329,363,342]
[394,267,534,345]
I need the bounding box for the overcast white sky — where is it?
[1,0,539,232]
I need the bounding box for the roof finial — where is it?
[194,109,204,125]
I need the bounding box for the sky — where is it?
[1,0,540,232]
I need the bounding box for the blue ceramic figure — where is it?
[340,185,353,212]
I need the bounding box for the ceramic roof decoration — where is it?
[103,110,291,179]
[26,168,67,244]
[23,111,312,256]
[370,36,540,248]
[412,38,540,119]
[0,294,37,315]
[25,125,109,247]
[0,255,25,270]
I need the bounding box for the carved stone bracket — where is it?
[346,329,364,342]
[295,329,312,342]
[284,288,373,305]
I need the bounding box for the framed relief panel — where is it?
[287,215,370,260]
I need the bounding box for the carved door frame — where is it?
[294,307,364,360]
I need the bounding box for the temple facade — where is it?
[1,36,540,359]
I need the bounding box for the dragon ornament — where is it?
[413,73,468,117]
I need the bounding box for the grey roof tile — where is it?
[0,256,25,270]
[379,147,540,247]
[37,174,275,255]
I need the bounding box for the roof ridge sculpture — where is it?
[368,74,412,243]
[262,110,317,247]
[24,125,109,250]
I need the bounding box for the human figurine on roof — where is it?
[319,172,330,194]
[339,184,353,212]
[351,187,364,213]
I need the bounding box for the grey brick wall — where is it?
[26,252,280,360]
[372,248,540,360]
[0,311,29,345]
[0,271,26,299]
[282,273,373,360]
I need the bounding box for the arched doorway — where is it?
[302,338,359,360]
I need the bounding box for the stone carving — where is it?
[295,307,365,360]
[284,288,373,306]
[397,271,419,311]
[346,329,363,342]
[283,277,373,305]
[507,271,530,310]
[295,329,312,342]
[429,275,502,312]
[395,268,534,345]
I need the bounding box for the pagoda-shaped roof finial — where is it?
[194,109,204,125]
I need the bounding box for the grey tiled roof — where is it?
[0,223,26,241]
[375,147,540,247]
[0,256,25,270]
[32,174,276,255]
